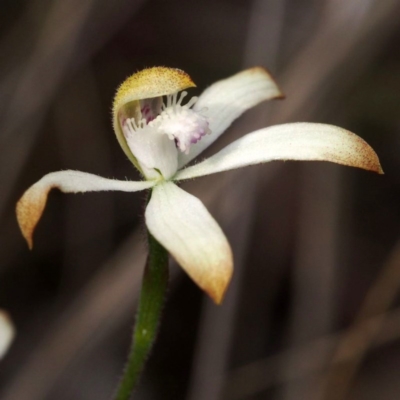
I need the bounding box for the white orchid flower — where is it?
[16,67,383,304]
[0,310,15,359]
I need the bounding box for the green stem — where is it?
[113,232,169,400]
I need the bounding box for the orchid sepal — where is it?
[16,170,154,249]
[145,181,233,304]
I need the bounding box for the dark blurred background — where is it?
[1,0,400,399]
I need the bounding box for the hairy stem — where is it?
[113,232,169,400]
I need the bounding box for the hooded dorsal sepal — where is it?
[112,67,196,169]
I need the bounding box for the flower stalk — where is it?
[114,231,169,400]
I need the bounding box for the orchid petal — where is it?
[16,170,154,249]
[178,67,283,167]
[145,182,233,304]
[113,67,196,168]
[175,123,383,181]
[0,311,15,360]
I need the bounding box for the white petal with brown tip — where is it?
[175,123,383,181]
[145,181,233,304]
[178,67,284,167]
[16,170,155,249]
